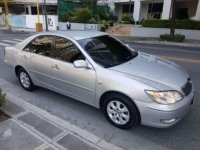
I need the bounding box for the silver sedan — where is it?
[4,31,195,129]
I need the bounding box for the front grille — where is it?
[182,79,192,96]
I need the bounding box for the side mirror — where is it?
[73,60,89,69]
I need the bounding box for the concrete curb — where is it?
[114,36,200,48]
[0,78,124,150]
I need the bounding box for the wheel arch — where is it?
[15,65,24,77]
[99,91,141,123]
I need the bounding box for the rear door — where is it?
[22,35,55,87]
[50,36,96,104]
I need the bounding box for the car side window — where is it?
[53,36,85,63]
[23,36,53,57]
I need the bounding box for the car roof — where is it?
[41,30,108,40]
[14,30,108,50]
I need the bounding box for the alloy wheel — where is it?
[107,100,130,125]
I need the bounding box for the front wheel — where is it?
[103,94,140,129]
[18,68,35,91]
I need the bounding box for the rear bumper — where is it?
[135,91,195,128]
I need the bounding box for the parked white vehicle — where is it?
[4,31,195,129]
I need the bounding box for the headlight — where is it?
[145,90,183,104]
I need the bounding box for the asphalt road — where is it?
[0,31,200,150]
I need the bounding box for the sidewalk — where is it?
[115,36,200,48]
[0,27,35,33]
[0,79,124,150]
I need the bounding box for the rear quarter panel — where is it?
[4,47,19,70]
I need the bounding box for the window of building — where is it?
[148,3,163,19]
[31,6,42,15]
[122,4,134,13]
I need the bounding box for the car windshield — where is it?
[78,35,138,68]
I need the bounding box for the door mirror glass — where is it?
[73,60,89,68]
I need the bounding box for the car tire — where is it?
[103,93,140,129]
[18,68,35,91]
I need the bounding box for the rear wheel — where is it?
[103,93,139,129]
[18,68,35,91]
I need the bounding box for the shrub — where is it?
[94,15,100,22]
[122,14,134,24]
[142,19,200,30]
[160,34,185,42]
[59,8,92,23]
[88,18,97,24]
[109,12,118,21]
[100,26,106,32]
[75,8,92,23]
[99,12,110,20]
[0,88,6,107]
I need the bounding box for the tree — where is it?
[80,0,98,9]
[170,0,176,36]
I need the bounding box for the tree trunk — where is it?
[170,0,176,36]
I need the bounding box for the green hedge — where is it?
[160,34,185,42]
[142,20,200,30]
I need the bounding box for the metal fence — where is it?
[58,0,110,17]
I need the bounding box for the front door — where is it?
[50,36,96,104]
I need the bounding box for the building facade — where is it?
[0,0,58,30]
[112,0,200,22]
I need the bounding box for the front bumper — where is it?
[135,91,195,128]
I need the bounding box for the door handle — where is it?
[52,64,60,69]
[21,54,30,60]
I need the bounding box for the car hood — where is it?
[110,52,189,90]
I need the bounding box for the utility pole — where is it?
[44,0,48,31]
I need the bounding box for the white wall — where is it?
[26,15,58,30]
[130,26,200,40]
[59,22,102,31]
